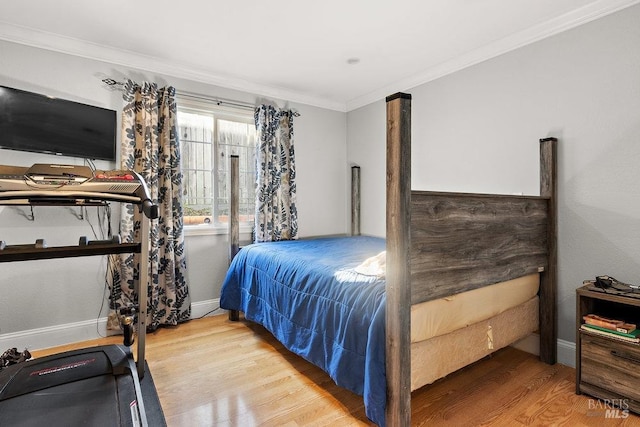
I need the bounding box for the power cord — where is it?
[197,306,223,319]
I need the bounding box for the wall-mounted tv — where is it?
[0,85,116,161]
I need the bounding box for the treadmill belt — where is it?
[0,351,113,400]
[0,345,144,427]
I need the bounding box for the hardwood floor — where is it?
[31,315,640,426]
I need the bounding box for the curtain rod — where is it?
[101,78,300,115]
[178,90,255,111]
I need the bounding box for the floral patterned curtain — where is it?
[108,80,191,332]
[254,105,298,242]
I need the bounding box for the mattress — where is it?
[410,296,539,391]
[411,273,539,343]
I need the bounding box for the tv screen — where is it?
[0,85,116,161]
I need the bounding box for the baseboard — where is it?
[190,298,223,318]
[510,333,576,368]
[557,338,576,368]
[0,298,223,352]
[0,317,110,352]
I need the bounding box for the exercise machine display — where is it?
[0,164,159,427]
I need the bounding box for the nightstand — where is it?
[576,284,640,413]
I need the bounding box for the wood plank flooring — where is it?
[31,315,640,426]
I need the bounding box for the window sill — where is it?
[184,224,253,237]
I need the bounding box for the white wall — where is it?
[0,40,347,345]
[348,5,640,346]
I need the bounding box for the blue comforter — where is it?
[220,236,387,426]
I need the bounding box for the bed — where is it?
[220,93,557,426]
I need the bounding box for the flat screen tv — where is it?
[0,85,116,161]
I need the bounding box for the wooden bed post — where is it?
[539,138,557,364]
[386,92,412,426]
[229,154,240,322]
[351,166,361,236]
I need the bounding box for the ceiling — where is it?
[0,0,637,111]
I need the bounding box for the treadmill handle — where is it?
[141,199,159,220]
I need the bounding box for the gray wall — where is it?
[348,5,640,345]
[2,4,638,352]
[0,40,347,343]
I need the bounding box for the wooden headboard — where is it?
[410,191,549,303]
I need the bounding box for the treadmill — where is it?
[0,164,159,427]
[0,346,146,426]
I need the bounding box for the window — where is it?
[177,101,256,232]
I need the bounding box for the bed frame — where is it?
[227,93,557,426]
[385,92,556,425]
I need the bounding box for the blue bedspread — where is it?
[220,236,387,426]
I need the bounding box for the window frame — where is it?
[177,97,256,236]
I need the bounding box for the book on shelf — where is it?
[583,314,636,333]
[617,323,637,334]
[581,323,640,343]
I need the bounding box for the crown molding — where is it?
[0,21,347,112]
[1,0,638,113]
[345,0,640,111]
